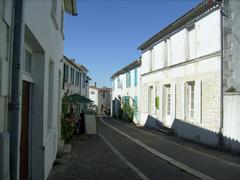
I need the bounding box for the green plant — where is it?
[60,89,74,143]
[133,98,138,117]
[155,96,159,110]
[122,97,134,122]
[226,86,236,93]
[61,115,74,143]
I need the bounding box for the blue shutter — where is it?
[129,71,131,87]
[126,73,128,88]
[134,69,137,86]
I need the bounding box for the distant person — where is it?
[107,105,111,117]
[79,111,85,134]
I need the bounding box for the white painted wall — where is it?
[89,87,98,106]
[112,65,141,124]
[0,0,13,179]
[223,93,240,153]
[19,1,76,179]
[140,8,221,147]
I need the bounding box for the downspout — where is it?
[9,0,24,179]
[219,0,224,150]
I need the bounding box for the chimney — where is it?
[94,82,97,87]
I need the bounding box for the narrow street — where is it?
[98,117,240,180]
[48,117,240,180]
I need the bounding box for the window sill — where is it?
[51,12,59,30]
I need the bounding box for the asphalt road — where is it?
[98,117,240,180]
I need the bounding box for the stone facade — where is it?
[223,0,240,92]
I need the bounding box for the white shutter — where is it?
[141,85,148,113]
[159,85,163,122]
[180,82,185,120]
[194,80,202,123]
[170,83,176,126]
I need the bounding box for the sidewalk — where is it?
[48,135,141,180]
[111,118,240,167]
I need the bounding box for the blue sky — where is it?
[64,0,202,88]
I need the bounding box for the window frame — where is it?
[185,81,195,121]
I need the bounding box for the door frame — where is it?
[20,80,33,180]
[163,84,171,126]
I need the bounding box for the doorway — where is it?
[20,81,31,180]
[164,85,171,126]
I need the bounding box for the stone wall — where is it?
[223,0,240,91]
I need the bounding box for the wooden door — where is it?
[20,81,30,180]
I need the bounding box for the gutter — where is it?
[9,0,24,179]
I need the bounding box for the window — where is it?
[149,48,153,72]
[91,91,95,95]
[148,86,154,113]
[51,0,57,15]
[164,40,168,67]
[126,71,131,88]
[24,50,32,73]
[167,92,171,115]
[76,71,79,86]
[155,86,159,114]
[185,81,195,120]
[117,77,122,89]
[134,68,137,86]
[48,61,54,130]
[70,67,74,84]
[79,72,82,89]
[164,84,171,117]
[112,79,115,90]
[103,92,106,99]
[187,24,196,60]
[63,63,69,88]
[82,73,86,88]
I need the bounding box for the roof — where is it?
[64,0,78,16]
[111,59,141,80]
[67,94,93,104]
[78,64,89,73]
[87,76,92,81]
[63,55,88,73]
[138,1,221,51]
[89,86,112,92]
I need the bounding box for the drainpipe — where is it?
[219,0,224,150]
[9,0,24,179]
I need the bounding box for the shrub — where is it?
[155,96,159,110]
[122,98,133,122]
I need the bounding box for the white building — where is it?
[62,55,90,99]
[89,85,112,115]
[0,0,77,180]
[138,0,240,152]
[111,60,141,124]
